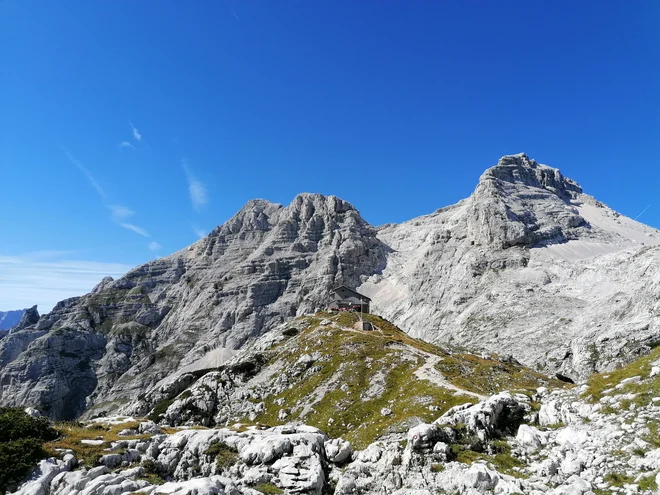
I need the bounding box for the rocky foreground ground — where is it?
[14,342,660,495]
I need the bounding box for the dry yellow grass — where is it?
[46,421,149,467]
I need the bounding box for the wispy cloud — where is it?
[109,205,134,220]
[148,241,162,252]
[192,225,207,239]
[182,160,209,211]
[108,204,150,236]
[0,252,132,314]
[130,121,142,142]
[62,147,106,199]
[120,121,142,149]
[63,149,155,244]
[228,1,239,19]
[119,223,150,237]
[21,250,81,261]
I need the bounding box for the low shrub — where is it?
[0,407,58,443]
[0,408,59,493]
[204,441,239,469]
[147,399,174,423]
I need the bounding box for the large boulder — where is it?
[435,392,530,440]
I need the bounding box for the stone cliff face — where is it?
[1,154,659,419]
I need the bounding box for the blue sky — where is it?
[1,1,659,311]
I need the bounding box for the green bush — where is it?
[147,399,174,423]
[0,408,59,493]
[0,407,58,443]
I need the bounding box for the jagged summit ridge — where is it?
[209,193,359,236]
[466,154,589,249]
[480,153,582,199]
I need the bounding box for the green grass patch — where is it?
[642,420,660,448]
[639,472,658,491]
[46,420,146,467]
[138,472,165,485]
[584,346,660,409]
[539,422,565,430]
[243,312,562,450]
[254,482,283,494]
[435,351,567,396]
[604,471,635,487]
[451,436,527,478]
[204,441,238,469]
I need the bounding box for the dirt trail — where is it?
[332,321,486,401]
[413,351,486,401]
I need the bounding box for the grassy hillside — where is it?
[244,312,565,448]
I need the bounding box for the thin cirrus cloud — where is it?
[130,121,142,142]
[63,147,156,248]
[182,159,209,212]
[0,252,132,314]
[119,223,150,237]
[148,241,162,252]
[108,205,150,237]
[63,147,107,199]
[119,122,142,149]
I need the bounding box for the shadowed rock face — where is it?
[2,154,660,419]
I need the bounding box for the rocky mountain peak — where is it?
[210,199,282,237]
[462,153,591,249]
[207,194,362,242]
[281,193,368,240]
[91,276,114,293]
[14,305,39,331]
[290,192,356,214]
[478,153,583,200]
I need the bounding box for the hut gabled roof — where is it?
[332,285,371,302]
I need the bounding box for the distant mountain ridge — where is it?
[1,153,659,420]
[0,308,27,331]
